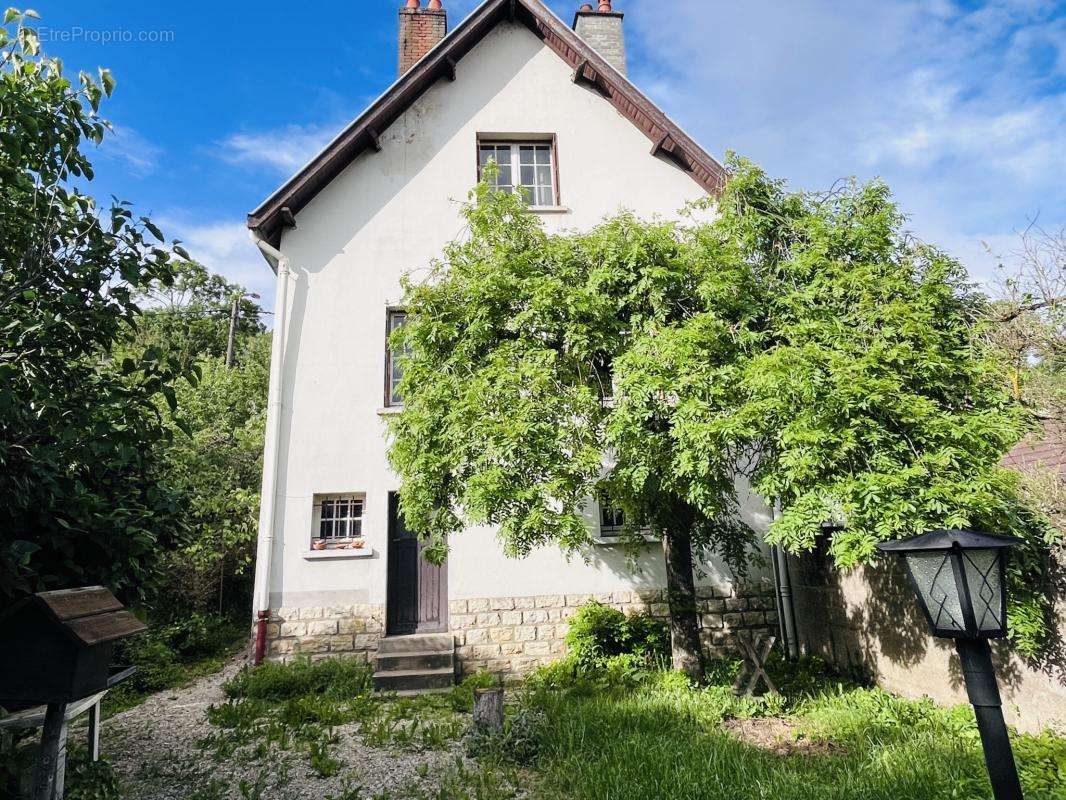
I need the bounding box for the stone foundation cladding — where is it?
[265,604,385,662]
[263,587,778,674]
[451,586,778,676]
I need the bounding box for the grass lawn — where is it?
[526,680,1064,800]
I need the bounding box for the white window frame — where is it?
[477,137,559,209]
[311,493,366,550]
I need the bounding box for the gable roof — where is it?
[247,0,728,248]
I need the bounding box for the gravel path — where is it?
[101,657,473,800]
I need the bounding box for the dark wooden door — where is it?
[386,493,448,635]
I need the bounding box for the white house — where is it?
[247,0,777,690]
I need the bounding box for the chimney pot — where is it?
[427,0,443,8]
[405,0,419,7]
[598,1,612,10]
[579,2,593,8]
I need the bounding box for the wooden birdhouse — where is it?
[0,586,147,708]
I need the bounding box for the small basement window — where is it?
[477,138,558,207]
[312,494,366,551]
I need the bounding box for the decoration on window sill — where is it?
[311,539,327,551]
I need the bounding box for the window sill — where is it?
[303,548,376,561]
[594,535,659,546]
[529,206,571,214]
[377,406,403,416]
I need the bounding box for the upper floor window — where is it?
[477,138,557,207]
[386,309,408,407]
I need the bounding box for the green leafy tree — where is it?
[127,259,264,372]
[153,335,270,618]
[389,158,1061,671]
[0,9,193,599]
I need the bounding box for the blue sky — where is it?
[26,0,1066,309]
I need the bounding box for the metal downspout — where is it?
[249,232,292,665]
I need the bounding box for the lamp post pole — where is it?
[955,638,1023,800]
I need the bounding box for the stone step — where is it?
[377,633,454,655]
[373,667,456,694]
[376,651,455,672]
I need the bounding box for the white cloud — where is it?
[215,123,337,175]
[158,216,276,310]
[97,125,162,176]
[628,0,1066,279]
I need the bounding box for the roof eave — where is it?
[247,0,728,246]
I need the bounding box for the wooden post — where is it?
[472,687,504,734]
[225,293,240,368]
[30,702,67,800]
[87,699,101,762]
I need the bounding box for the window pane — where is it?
[536,146,551,165]
[388,311,408,406]
[536,165,552,186]
[536,186,553,206]
[520,165,535,185]
[351,519,363,538]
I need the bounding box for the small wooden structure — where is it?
[0,587,146,800]
[731,633,779,697]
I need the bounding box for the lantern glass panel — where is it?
[906,551,966,633]
[961,548,1004,633]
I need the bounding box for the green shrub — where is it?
[224,655,373,701]
[621,612,670,663]
[565,602,671,669]
[566,602,628,666]
[527,653,656,696]
[446,669,503,712]
[65,748,121,800]
[113,613,245,696]
[1014,729,1066,795]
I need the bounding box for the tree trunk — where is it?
[472,687,504,734]
[662,515,704,681]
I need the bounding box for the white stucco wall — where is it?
[257,19,771,610]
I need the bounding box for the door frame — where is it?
[385,492,449,636]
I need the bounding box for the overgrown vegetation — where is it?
[103,614,248,715]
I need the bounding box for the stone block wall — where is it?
[451,585,777,676]
[265,603,386,662]
[262,586,778,675]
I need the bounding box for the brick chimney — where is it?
[399,0,448,76]
[573,1,626,75]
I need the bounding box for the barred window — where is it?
[313,494,365,547]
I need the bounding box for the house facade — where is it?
[247,0,777,682]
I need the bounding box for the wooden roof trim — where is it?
[247,0,727,245]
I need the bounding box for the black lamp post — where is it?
[877,529,1025,800]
